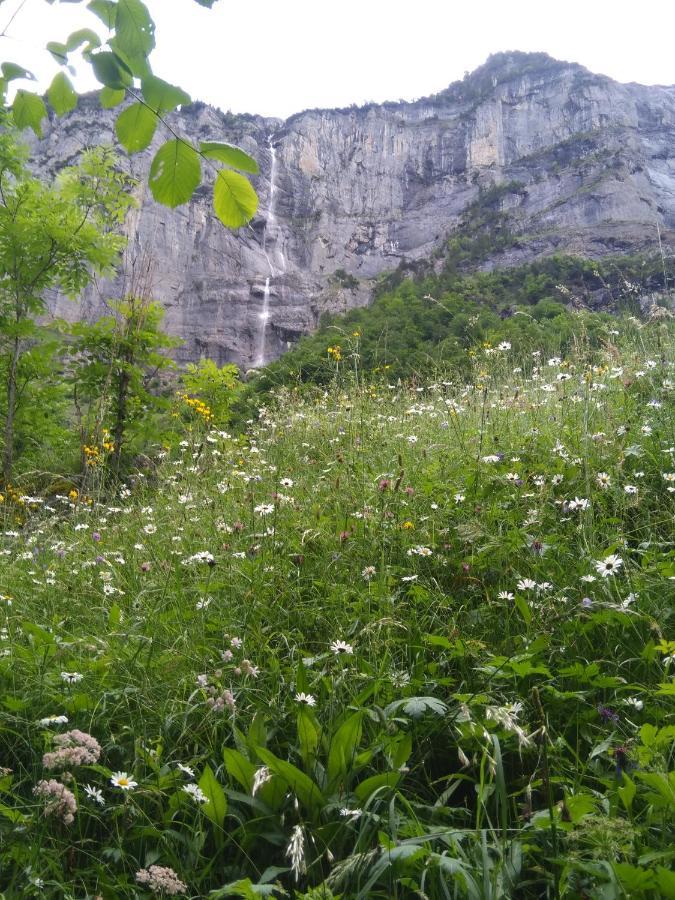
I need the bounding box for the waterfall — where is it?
[255,276,271,367]
[255,138,285,367]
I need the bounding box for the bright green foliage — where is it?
[110,0,156,76]
[244,253,671,401]
[114,100,158,151]
[201,141,260,174]
[47,71,78,115]
[65,296,179,474]
[181,358,240,426]
[0,326,672,896]
[3,0,259,229]
[141,74,191,114]
[214,168,260,228]
[0,132,134,482]
[149,139,201,207]
[11,90,47,136]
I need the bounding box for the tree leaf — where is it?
[48,72,78,115]
[111,0,155,74]
[198,764,227,827]
[115,101,157,152]
[90,50,132,89]
[12,91,47,137]
[213,169,258,228]
[200,140,259,174]
[193,0,219,5]
[100,86,126,108]
[46,42,69,64]
[87,0,118,28]
[149,139,201,207]
[142,75,190,113]
[66,28,101,53]
[1,62,35,82]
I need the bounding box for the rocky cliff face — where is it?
[37,52,675,368]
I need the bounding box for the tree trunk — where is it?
[2,335,20,485]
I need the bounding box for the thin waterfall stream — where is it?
[255,138,285,367]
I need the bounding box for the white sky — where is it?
[2,0,675,119]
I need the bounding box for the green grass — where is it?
[0,319,673,898]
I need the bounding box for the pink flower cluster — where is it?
[33,779,77,825]
[42,729,102,771]
[206,688,235,712]
[135,865,187,895]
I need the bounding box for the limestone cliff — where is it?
[36,52,675,367]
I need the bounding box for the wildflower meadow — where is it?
[0,321,673,898]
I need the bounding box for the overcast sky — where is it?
[2,0,675,119]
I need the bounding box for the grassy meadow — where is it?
[0,318,674,898]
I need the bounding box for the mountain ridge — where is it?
[34,51,675,368]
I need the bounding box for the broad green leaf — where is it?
[200,140,259,174]
[297,707,320,768]
[12,91,47,136]
[255,747,323,814]
[223,747,256,792]
[149,139,201,207]
[327,711,362,790]
[1,62,35,82]
[514,593,532,626]
[213,169,258,228]
[564,792,597,823]
[247,714,267,750]
[46,42,68,64]
[390,731,413,769]
[115,101,157,152]
[354,771,401,802]
[618,773,636,812]
[198,764,227,827]
[639,723,658,747]
[655,867,675,900]
[194,0,218,5]
[634,771,675,803]
[100,86,126,108]
[142,75,190,113]
[112,0,155,74]
[66,28,101,52]
[48,72,77,115]
[613,864,656,894]
[87,0,117,28]
[91,50,132,89]
[385,696,448,718]
[0,803,28,824]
